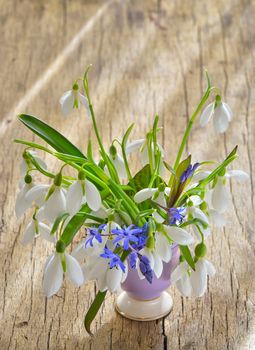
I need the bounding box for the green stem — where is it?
[168,76,213,187]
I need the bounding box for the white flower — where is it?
[126,139,165,174]
[171,259,215,297]
[200,100,233,133]
[154,232,172,264]
[38,187,66,223]
[21,220,54,245]
[163,225,194,245]
[109,153,127,180]
[59,86,88,117]
[211,170,249,213]
[20,151,47,177]
[66,179,101,215]
[43,252,84,297]
[25,184,50,207]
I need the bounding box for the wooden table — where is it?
[0,1,254,349]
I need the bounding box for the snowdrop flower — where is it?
[211,170,249,213]
[59,83,88,117]
[107,144,127,180]
[21,220,54,245]
[200,97,232,133]
[66,172,101,215]
[171,258,215,297]
[20,151,47,177]
[43,251,84,297]
[126,139,165,168]
[163,225,194,245]
[38,186,66,223]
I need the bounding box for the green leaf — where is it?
[84,291,107,335]
[51,212,70,235]
[18,114,86,158]
[128,164,151,192]
[60,204,90,246]
[179,245,195,270]
[168,155,191,207]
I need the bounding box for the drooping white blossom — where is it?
[21,220,54,245]
[38,187,66,223]
[200,100,233,133]
[66,179,101,215]
[171,258,215,297]
[59,86,88,116]
[43,252,84,297]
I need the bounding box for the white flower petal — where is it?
[15,183,33,218]
[65,253,84,286]
[66,181,83,215]
[213,103,230,133]
[44,188,66,223]
[43,254,63,297]
[154,191,167,207]
[164,226,194,245]
[190,260,207,297]
[134,188,157,203]
[154,232,172,263]
[193,207,209,224]
[204,259,216,277]
[84,180,101,211]
[211,179,229,213]
[223,102,233,121]
[59,90,74,116]
[39,222,55,243]
[190,195,203,206]
[106,267,123,292]
[200,103,214,126]
[226,170,249,182]
[209,209,226,227]
[111,154,127,179]
[171,262,188,283]
[176,273,192,297]
[153,252,163,278]
[25,184,49,207]
[152,211,165,223]
[21,221,35,245]
[125,139,144,154]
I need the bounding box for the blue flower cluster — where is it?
[180,162,200,183]
[84,222,154,283]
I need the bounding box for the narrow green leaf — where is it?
[60,204,90,246]
[179,245,195,270]
[51,212,70,235]
[84,291,107,335]
[128,164,151,192]
[18,114,86,158]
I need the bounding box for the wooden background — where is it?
[0,0,255,349]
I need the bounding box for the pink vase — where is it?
[116,244,180,321]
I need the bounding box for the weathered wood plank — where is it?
[0,0,254,349]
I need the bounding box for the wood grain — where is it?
[0,0,254,349]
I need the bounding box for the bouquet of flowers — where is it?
[15,67,248,333]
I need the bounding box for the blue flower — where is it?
[180,162,200,183]
[129,251,138,269]
[85,224,106,248]
[139,255,153,283]
[112,225,141,250]
[168,207,185,225]
[100,247,126,272]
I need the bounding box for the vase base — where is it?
[115,291,173,321]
